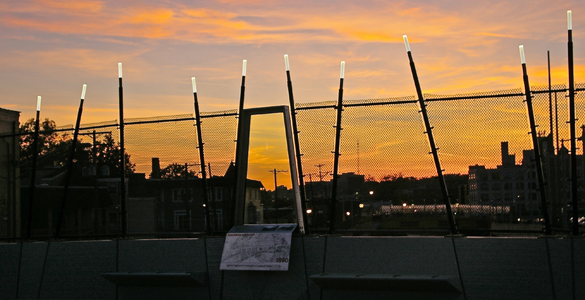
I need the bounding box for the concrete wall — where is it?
[0,236,582,299]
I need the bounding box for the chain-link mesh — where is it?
[199,110,238,178]
[427,88,539,234]
[2,85,584,239]
[125,114,200,176]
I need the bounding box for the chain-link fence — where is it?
[1,85,584,240]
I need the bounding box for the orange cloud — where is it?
[37,0,104,14]
[130,9,174,24]
[0,0,104,15]
[475,32,519,39]
[0,48,151,79]
[0,1,479,45]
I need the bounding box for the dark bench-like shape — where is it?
[101,272,207,287]
[310,273,461,293]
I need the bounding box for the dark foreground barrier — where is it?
[0,236,583,300]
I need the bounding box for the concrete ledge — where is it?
[310,273,461,293]
[102,272,207,287]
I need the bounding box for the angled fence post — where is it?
[519,46,552,235]
[191,77,212,234]
[567,11,579,236]
[25,96,42,239]
[233,60,247,226]
[55,84,87,238]
[329,61,345,234]
[284,55,310,234]
[118,63,127,236]
[403,35,458,235]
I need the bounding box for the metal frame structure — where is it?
[233,105,306,233]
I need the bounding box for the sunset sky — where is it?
[1,0,584,187]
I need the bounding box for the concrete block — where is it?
[575,238,585,300]
[0,243,20,299]
[455,238,554,300]
[320,236,463,300]
[547,237,572,299]
[17,242,48,299]
[38,240,117,299]
[117,238,210,300]
[205,237,226,300]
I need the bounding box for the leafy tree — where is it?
[19,118,135,176]
[19,118,67,164]
[91,133,136,176]
[157,163,197,179]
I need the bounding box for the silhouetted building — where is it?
[138,160,264,233]
[20,186,115,237]
[0,108,20,238]
[469,137,582,227]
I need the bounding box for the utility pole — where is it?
[315,163,330,198]
[315,163,329,182]
[269,169,288,224]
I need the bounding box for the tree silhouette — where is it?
[157,163,197,179]
[19,118,135,176]
[19,118,67,164]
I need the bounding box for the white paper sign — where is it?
[220,224,296,271]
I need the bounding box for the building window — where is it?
[214,187,223,202]
[247,202,257,224]
[174,210,190,231]
[172,188,193,202]
[206,209,223,231]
